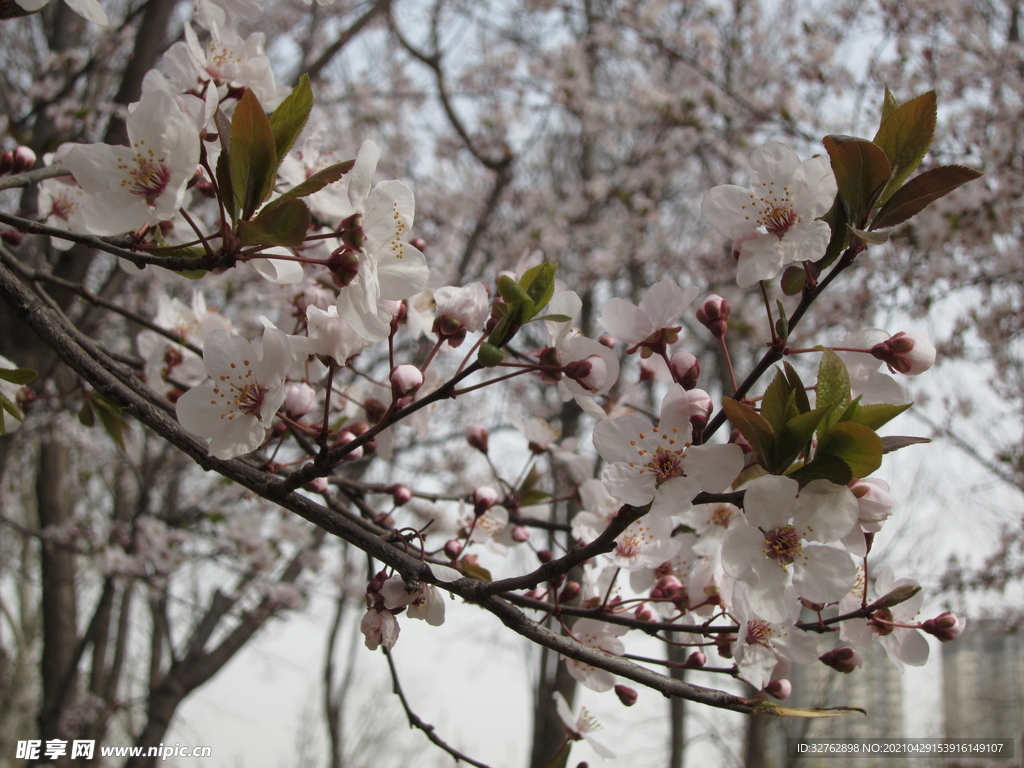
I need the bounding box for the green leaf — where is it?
[91,393,128,450]
[872,90,937,205]
[230,89,278,220]
[881,435,931,453]
[870,165,983,231]
[822,136,892,225]
[269,74,313,167]
[0,392,24,434]
[529,313,573,324]
[0,366,37,385]
[816,422,884,477]
[78,399,95,427]
[760,369,793,436]
[847,401,912,430]
[496,273,532,308]
[782,362,810,414]
[815,348,851,434]
[272,160,355,206]
[780,265,807,296]
[875,584,921,609]
[776,406,832,471]
[477,342,506,366]
[721,397,775,468]
[787,455,854,485]
[817,197,851,270]
[774,299,788,339]
[846,225,889,245]
[519,262,557,319]
[216,148,237,224]
[237,198,312,247]
[880,85,900,127]
[458,561,493,582]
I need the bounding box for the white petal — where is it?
[701,184,762,240]
[794,546,856,604]
[743,475,800,530]
[600,463,655,507]
[427,563,462,583]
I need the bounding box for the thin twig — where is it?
[382,647,494,768]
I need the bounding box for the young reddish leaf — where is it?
[822,136,892,225]
[881,435,931,453]
[872,90,937,204]
[230,89,278,220]
[238,198,312,247]
[870,165,984,231]
[273,160,355,206]
[721,397,776,468]
[269,74,313,167]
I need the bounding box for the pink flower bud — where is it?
[870,331,936,375]
[511,525,530,542]
[669,350,701,390]
[696,294,730,338]
[598,334,615,348]
[390,364,423,396]
[563,354,609,393]
[284,383,317,419]
[473,486,499,515]
[12,146,36,173]
[444,540,463,559]
[536,549,553,563]
[819,646,863,673]
[0,152,12,175]
[921,611,966,642]
[465,423,489,454]
[389,484,413,506]
[684,650,706,669]
[634,604,656,622]
[686,389,713,432]
[410,236,427,251]
[715,633,735,659]
[766,679,792,700]
[614,684,638,707]
[305,477,329,494]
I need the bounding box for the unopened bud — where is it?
[921,611,966,642]
[614,684,638,707]
[444,540,463,559]
[327,247,360,288]
[409,236,427,251]
[465,423,489,453]
[560,581,581,602]
[729,428,753,454]
[389,484,413,506]
[1,229,24,247]
[870,331,936,375]
[684,650,706,669]
[766,679,792,700]
[686,389,713,433]
[819,646,863,673]
[390,364,423,396]
[284,383,317,419]
[472,486,499,515]
[669,350,701,389]
[12,146,36,173]
[715,633,735,659]
[305,477,329,494]
[696,294,730,338]
[537,549,553,563]
[511,525,530,542]
[564,354,609,393]
[598,334,615,348]
[634,604,656,622]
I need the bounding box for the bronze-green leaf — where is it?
[815,348,851,434]
[721,397,775,468]
[274,160,355,207]
[822,136,892,225]
[0,366,37,385]
[847,401,912,430]
[231,89,278,220]
[872,90,937,205]
[881,435,931,453]
[269,74,313,167]
[870,165,983,231]
[781,265,807,296]
[238,198,312,247]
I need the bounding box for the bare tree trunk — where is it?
[35,439,79,767]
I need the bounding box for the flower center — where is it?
[711,504,735,528]
[649,448,685,483]
[763,525,801,565]
[746,619,775,647]
[234,382,266,416]
[119,143,171,204]
[761,203,799,236]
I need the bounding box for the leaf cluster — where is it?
[478,262,559,365]
[723,352,911,485]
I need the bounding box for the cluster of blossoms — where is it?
[4,0,976,752]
